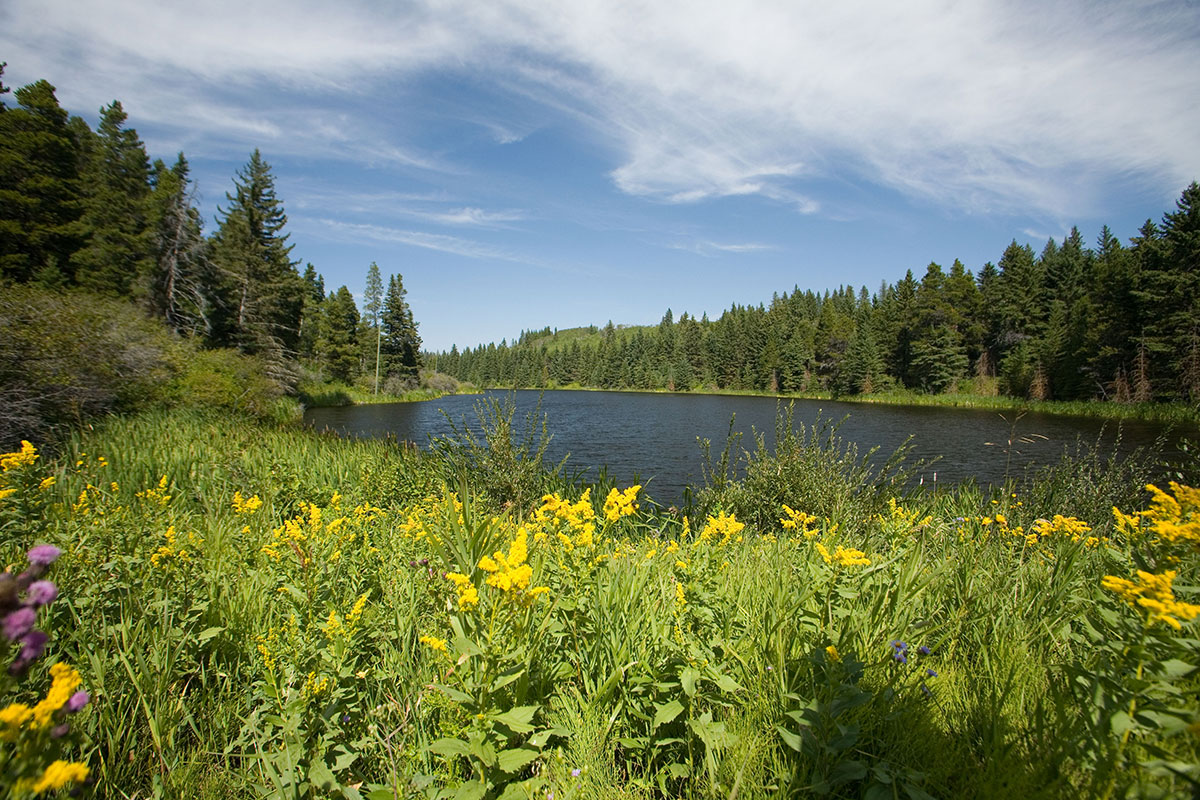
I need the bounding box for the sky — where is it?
[3,0,1199,352]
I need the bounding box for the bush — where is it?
[0,286,177,450]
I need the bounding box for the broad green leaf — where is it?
[432,684,474,705]
[666,762,691,778]
[714,673,742,693]
[652,699,685,730]
[830,759,868,784]
[308,761,337,790]
[494,705,539,734]
[496,747,539,773]
[776,725,803,752]
[197,626,224,643]
[453,782,486,800]
[680,667,699,697]
[428,738,471,758]
[1110,711,1136,736]
[469,737,496,767]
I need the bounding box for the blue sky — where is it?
[3,0,1198,351]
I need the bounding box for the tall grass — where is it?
[0,405,1196,798]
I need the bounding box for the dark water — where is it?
[304,390,1194,505]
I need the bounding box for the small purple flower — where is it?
[920,684,932,698]
[66,690,89,713]
[3,606,36,640]
[917,645,931,656]
[26,580,57,607]
[893,651,908,664]
[27,545,61,567]
[51,723,71,739]
[19,630,48,661]
[926,668,938,678]
[571,769,581,778]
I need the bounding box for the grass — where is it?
[0,405,1197,799]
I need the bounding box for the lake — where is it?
[304,390,1192,505]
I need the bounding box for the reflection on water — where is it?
[304,390,1192,505]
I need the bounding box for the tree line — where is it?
[0,64,421,390]
[437,184,1200,404]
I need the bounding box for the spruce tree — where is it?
[0,78,83,284]
[209,150,305,371]
[380,273,422,385]
[318,286,360,383]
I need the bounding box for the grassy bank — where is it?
[478,382,1199,427]
[0,406,1197,798]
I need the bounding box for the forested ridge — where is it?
[438,186,1200,405]
[0,64,423,408]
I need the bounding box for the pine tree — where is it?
[0,77,83,284]
[361,262,384,392]
[318,286,360,383]
[71,101,154,295]
[145,154,209,335]
[209,150,305,372]
[380,273,422,385]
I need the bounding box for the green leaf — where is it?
[429,738,471,758]
[494,705,539,734]
[196,626,224,643]
[496,747,539,773]
[490,667,526,692]
[652,699,685,730]
[680,667,699,697]
[453,782,487,800]
[830,759,868,785]
[469,736,496,767]
[666,762,691,778]
[713,673,743,693]
[432,684,474,705]
[776,725,803,753]
[1110,711,1136,736]
[308,761,337,790]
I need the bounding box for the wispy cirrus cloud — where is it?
[667,239,776,257]
[4,0,1198,222]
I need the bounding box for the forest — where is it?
[0,64,424,438]
[437,188,1200,406]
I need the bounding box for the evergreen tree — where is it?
[145,153,209,335]
[380,273,422,384]
[318,286,360,383]
[297,264,324,360]
[71,101,153,295]
[208,150,305,371]
[361,262,384,391]
[0,77,83,284]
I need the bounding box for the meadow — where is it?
[0,402,1197,799]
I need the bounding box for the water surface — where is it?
[305,390,1190,505]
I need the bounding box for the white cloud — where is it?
[668,240,776,257]
[5,0,1198,219]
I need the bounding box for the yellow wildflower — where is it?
[420,634,448,653]
[699,510,744,545]
[232,491,263,515]
[832,546,870,568]
[446,572,479,609]
[29,761,90,794]
[603,485,641,522]
[825,645,840,662]
[0,441,38,472]
[1102,570,1200,630]
[38,476,56,491]
[32,663,82,728]
[815,542,832,565]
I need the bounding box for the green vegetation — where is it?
[438,186,1200,410]
[1,399,1198,798]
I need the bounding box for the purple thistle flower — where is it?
[66,690,89,713]
[25,580,57,607]
[3,606,36,640]
[19,630,48,661]
[27,545,61,566]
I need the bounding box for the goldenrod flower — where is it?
[1102,569,1200,630]
[420,634,448,653]
[28,760,89,793]
[603,485,641,522]
[832,546,870,568]
[825,645,840,662]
